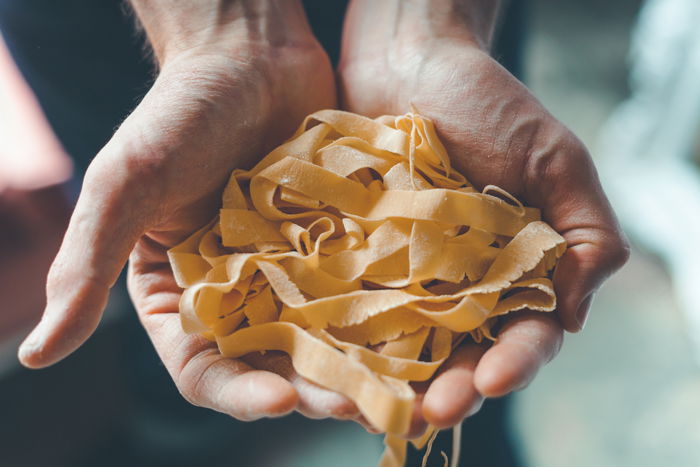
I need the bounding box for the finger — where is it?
[245,352,362,421]
[524,130,630,332]
[142,312,299,420]
[422,344,486,429]
[18,154,155,368]
[474,311,563,398]
[129,250,299,420]
[294,374,361,420]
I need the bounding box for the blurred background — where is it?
[1,0,699,466]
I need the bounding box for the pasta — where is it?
[168,109,566,466]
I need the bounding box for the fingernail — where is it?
[575,294,594,331]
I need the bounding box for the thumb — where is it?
[18,153,153,368]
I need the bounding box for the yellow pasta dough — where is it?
[168,109,566,466]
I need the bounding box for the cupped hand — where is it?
[16,6,367,424]
[338,1,630,435]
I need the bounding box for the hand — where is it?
[17,0,366,425]
[338,0,630,435]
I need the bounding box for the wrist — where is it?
[345,0,501,53]
[129,0,317,66]
[406,0,502,51]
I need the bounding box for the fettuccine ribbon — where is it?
[168,109,566,466]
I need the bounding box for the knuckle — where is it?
[81,150,165,226]
[175,349,220,409]
[605,233,631,272]
[525,125,590,186]
[84,142,167,200]
[82,158,118,195]
[176,381,201,408]
[545,326,565,364]
[175,369,202,407]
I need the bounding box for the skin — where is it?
[338,0,630,433]
[17,0,629,438]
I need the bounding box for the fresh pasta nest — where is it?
[168,109,566,466]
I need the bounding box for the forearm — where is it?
[345,0,502,51]
[129,0,314,65]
